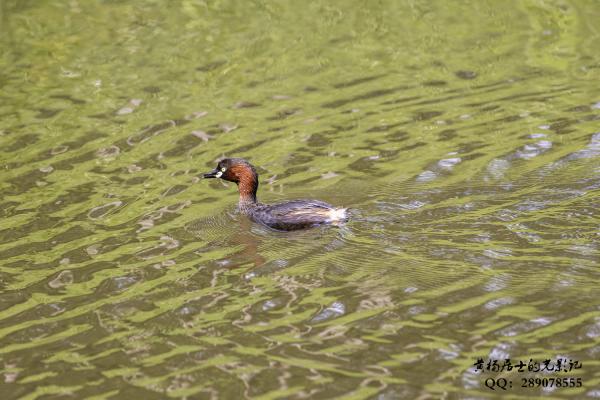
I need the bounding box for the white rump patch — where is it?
[327,208,348,222]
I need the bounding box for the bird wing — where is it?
[252,200,335,230]
[260,200,332,216]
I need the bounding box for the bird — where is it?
[202,158,348,231]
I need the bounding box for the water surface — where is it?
[1,1,599,398]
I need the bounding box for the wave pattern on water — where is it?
[1,0,600,398]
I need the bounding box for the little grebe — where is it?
[202,158,348,231]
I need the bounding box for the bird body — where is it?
[203,158,347,231]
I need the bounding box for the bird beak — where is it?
[202,168,222,179]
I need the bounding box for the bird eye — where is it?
[221,167,226,172]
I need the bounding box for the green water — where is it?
[1,0,599,398]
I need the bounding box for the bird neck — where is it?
[237,173,258,211]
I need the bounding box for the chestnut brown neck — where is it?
[232,165,258,209]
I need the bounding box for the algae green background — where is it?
[1,1,599,398]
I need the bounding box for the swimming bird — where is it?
[202,158,348,231]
